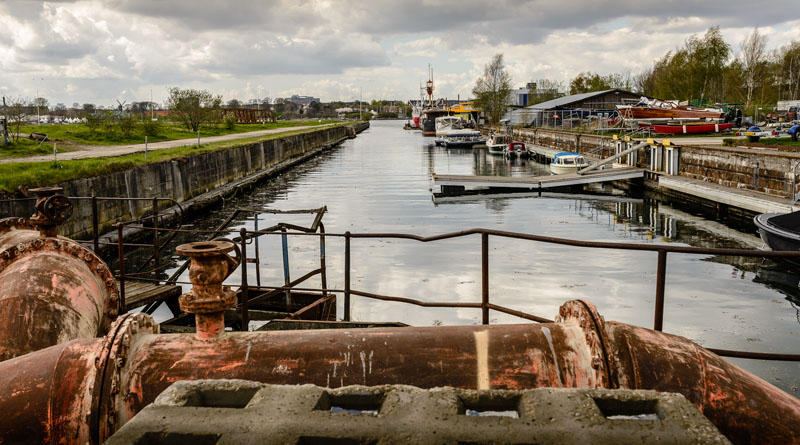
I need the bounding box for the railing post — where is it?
[253,214,261,288]
[240,228,249,331]
[117,223,126,311]
[344,231,351,321]
[654,249,667,331]
[281,228,292,309]
[152,197,160,281]
[91,195,99,252]
[319,223,328,297]
[482,232,489,325]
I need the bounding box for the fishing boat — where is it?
[486,134,512,155]
[639,122,734,134]
[550,152,589,175]
[441,129,486,149]
[421,108,449,136]
[504,141,529,159]
[618,97,724,121]
[754,211,800,251]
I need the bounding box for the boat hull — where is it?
[619,106,723,120]
[646,122,734,134]
[550,164,582,175]
[754,213,800,251]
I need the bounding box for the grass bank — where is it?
[18,119,340,146]
[0,138,72,159]
[0,122,355,194]
[722,137,800,149]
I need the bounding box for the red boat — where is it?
[639,122,734,134]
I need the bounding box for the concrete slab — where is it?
[658,175,800,214]
[107,379,731,444]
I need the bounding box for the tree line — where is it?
[474,26,800,124]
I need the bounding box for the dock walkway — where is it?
[434,167,645,191]
[121,280,182,312]
[658,175,800,214]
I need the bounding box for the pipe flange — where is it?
[556,299,619,389]
[178,288,237,314]
[91,312,159,442]
[0,237,121,332]
[0,217,37,236]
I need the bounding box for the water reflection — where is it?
[144,120,797,395]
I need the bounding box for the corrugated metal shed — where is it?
[526,89,639,110]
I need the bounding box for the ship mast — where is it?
[426,64,434,107]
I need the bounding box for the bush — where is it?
[224,113,236,130]
[142,119,162,137]
[118,115,137,137]
[84,113,101,134]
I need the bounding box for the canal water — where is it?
[161,119,799,395]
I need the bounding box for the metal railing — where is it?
[112,221,800,362]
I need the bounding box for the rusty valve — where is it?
[177,240,240,339]
[28,186,73,237]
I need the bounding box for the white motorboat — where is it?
[441,130,486,149]
[550,152,589,174]
[486,134,512,155]
[435,116,463,137]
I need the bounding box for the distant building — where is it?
[286,95,320,106]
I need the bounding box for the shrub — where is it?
[224,113,236,130]
[142,119,162,137]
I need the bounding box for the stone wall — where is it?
[508,127,800,198]
[1,123,368,239]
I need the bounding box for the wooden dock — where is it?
[433,167,645,191]
[121,280,183,311]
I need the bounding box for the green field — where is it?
[0,123,354,193]
[17,119,340,146]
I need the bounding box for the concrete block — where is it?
[107,380,731,445]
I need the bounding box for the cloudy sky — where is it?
[2,0,800,107]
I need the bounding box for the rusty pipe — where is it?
[176,240,239,339]
[0,189,119,361]
[0,301,797,444]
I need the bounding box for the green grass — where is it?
[722,137,800,148]
[0,138,71,159]
[19,119,341,146]
[0,122,355,193]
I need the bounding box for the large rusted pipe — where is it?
[0,300,797,444]
[0,188,119,361]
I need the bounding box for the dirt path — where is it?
[1,125,332,164]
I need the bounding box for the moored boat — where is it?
[550,152,589,175]
[504,141,529,159]
[435,116,463,136]
[421,108,449,136]
[754,211,800,251]
[441,129,486,149]
[487,134,512,155]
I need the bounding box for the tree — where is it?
[53,103,67,121]
[130,101,156,119]
[7,97,29,142]
[529,78,564,103]
[226,98,241,108]
[82,103,96,114]
[740,27,767,107]
[166,87,222,132]
[472,53,513,125]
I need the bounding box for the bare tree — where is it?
[740,27,767,107]
[472,54,513,125]
[7,97,30,142]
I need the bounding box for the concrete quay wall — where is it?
[1,123,368,239]
[510,127,800,199]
